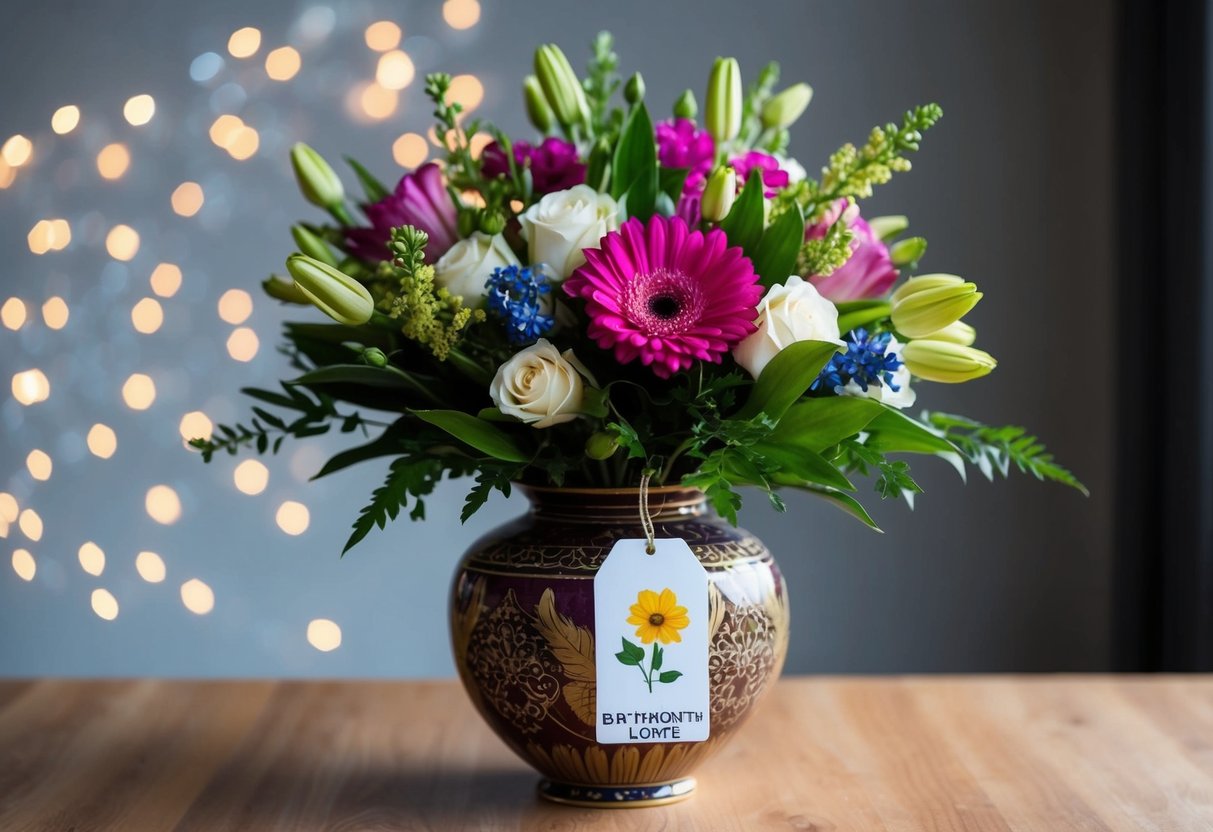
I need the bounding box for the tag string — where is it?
[639,469,656,555]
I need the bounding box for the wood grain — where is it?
[0,677,1210,831]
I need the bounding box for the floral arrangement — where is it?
[192,34,1085,552]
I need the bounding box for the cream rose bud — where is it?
[433,232,520,303]
[842,336,917,410]
[490,339,588,428]
[733,276,844,379]
[518,185,618,281]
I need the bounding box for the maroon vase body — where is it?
[449,486,789,806]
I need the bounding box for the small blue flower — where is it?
[485,265,555,345]
[812,328,903,395]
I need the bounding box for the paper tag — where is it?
[594,538,710,744]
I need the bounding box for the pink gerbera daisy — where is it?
[564,216,763,378]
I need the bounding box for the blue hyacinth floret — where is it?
[485,264,555,345]
[812,328,903,395]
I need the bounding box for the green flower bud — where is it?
[761,82,813,130]
[673,89,698,120]
[534,44,590,131]
[361,347,388,368]
[701,166,737,222]
[262,275,310,304]
[928,320,978,346]
[889,236,928,267]
[890,274,982,339]
[867,214,909,242]
[457,210,477,239]
[285,254,374,325]
[478,210,507,236]
[901,340,997,383]
[523,75,554,134]
[705,57,743,145]
[291,225,338,267]
[290,143,344,210]
[585,431,620,460]
[624,72,645,106]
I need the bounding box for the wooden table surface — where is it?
[1,676,1211,831]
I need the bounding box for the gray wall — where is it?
[0,0,1114,676]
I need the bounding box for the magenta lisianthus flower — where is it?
[481,137,586,195]
[806,199,898,301]
[655,118,716,189]
[345,163,459,263]
[564,216,763,378]
[729,151,790,197]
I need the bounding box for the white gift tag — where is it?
[594,538,710,744]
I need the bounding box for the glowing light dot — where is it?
[0,494,17,523]
[171,181,204,217]
[217,289,253,324]
[307,619,342,651]
[26,449,52,481]
[265,46,301,81]
[448,74,484,112]
[136,551,166,583]
[179,411,213,443]
[131,298,164,334]
[364,21,401,51]
[355,83,398,121]
[150,263,182,297]
[123,94,156,126]
[181,579,215,615]
[27,219,71,254]
[12,369,50,405]
[145,485,182,525]
[78,542,105,576]
[234,460,269,495]
[18,509,42,542]
[226,327,259,362]
[209,114,245,149]
[227,125,260,160]
[2,135,33,167]
[0,160,14,189]
[2,298,26,330]
[52,105,80,135]
[392,133,428,168]
[91,588,119,621]
[121,373,156,410]
[97,143,130,180]
[227,27,261,59]
[469,132,493,159]
[106,225,140,261]
[87,423,117,458]
[42,297,69,330]
[376,50,415,90]
[276,501,310,535]
[443,0,481,30]
[12,549,36,582]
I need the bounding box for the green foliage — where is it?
[734,340,841,421]
[461,465,523,523]
[925,412,1088,494]
[388,226,486,360]
[413,410,531,462]
[719,169,766,256]
[343,456,448,554]
[751,201,804,287]
[839,439,924,502]
[584,32,623,137]
[739,60,780,147]
[610,102,658,219]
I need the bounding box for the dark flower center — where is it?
[648,613,665,626]
[647,295,682,320]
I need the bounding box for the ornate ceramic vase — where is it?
[449,485,790,808]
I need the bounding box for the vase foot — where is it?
[537,776,696,808]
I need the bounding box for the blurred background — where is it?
[1,0,1203,678]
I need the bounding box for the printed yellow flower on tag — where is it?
[628,588,690,645]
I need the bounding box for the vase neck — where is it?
[519,485,708,523]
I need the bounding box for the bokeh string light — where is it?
[2,4,483,656]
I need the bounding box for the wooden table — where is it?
[1,677,1210,830]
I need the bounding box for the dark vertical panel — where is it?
[1116,0,1213,670]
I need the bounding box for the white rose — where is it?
[732,275,844,378]
[490,339,588,428]
[842,335,917,410]
[433,232,519,302]
[518,185,618,281]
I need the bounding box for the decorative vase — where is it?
[449,485,790,808]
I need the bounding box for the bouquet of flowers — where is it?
[192,33,1084,552]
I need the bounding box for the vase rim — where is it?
[517,483,708,520]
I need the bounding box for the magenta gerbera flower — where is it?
[564,216,763,378]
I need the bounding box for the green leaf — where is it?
[789,483,883,532]
[756,442,855,491]
[718,169,766,256]
[289,364,444,407]
[476,407,521,423]
[343,456,444,554]
[615,651,641,666]
[658,167,689,203]
[772,397,886,453]
[621,637,645,662]
[345,156,390,203]
[658,670,683,684]
[312,426,407,480]
[865,408,959,455]
[611,103,658,219]
[651,643,663,671]
[734,340,842,421]
[413,410,530,462]
[836,302,893,336]
[751,203,804,288]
